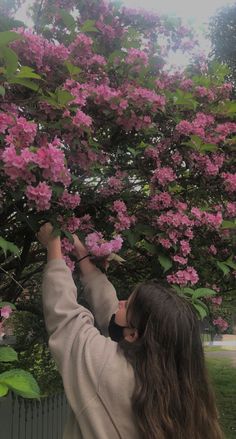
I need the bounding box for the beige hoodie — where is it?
[42,259,141,439]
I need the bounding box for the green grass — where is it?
[206,357,236,439]
[204,346,222,352]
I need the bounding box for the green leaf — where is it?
[224,256,236,270]
[216,261,230,276]
[56,89,74,106]
[158,254,173,273]
[0,347,18,363]
[8,77,40,91]
[182,287,194,296]
[124,230,139,248]
[193,303,208,320]
[108,49,125,64]
[0,46,18,76]
[0,302,16,310]
[142,241,156,255]
[199,143,218,153]
[59,9,76,31]
[63,230,74,243]
[0,85,5,96]
[193,288,216,299]
[65,62,82,77]
[0,31,23,47]
[221,220,236,229]
[0,383,8,397]
[16,66,42,80]
[0,236,20,257]
[52,184,64,197]
[0,369,40,399]
[80,19,99,33]
[135,224,154,236]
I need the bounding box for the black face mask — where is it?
[108,314,126,343]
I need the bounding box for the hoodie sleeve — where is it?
[80,268,119,335]
[42,259,118,413]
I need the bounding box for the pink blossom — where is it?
[221,173,236,193]
[85,232,123,257]
[72,109,92,128]
[25,182,52,211]
[112,200,127,213]
[226,202,236,217]
[0,112,14,134]
[167,266,199,286]
[211,296,222,306]
[35,141,71,186]
[159,238,172,249]
[152,167,176,186]
[209,245,217,255]
[126,48,148,66]
[175,120,192,135]
[157,211,194,229]
[213,317,229,332]
[172,255,188,265]
[179,79,193,90]
[63,255,75,272]
[59,190,81,209]
[180,240,191,256]
[5,117,37,148]
[110,201,136,232]
[149,192,172,210]
[1,305,13,319]
[61,238,75,254]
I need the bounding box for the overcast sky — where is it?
[15,0,235,67]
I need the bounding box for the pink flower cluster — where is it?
[12,28,69,69]
[85,232,123,257]
[61,237,75,254]
[126,48,148,66]
[210,296,222,306]
[110,200,136,232]
[221,173,236,193]
[2,137,71,186]
[59,190,81,209]
[0,112,14,133]
[157,211,194,229]
[126,86,166,111]
[176,113,236,145]
[99,171,127,196]
[25,182,52,211]
[72,109,93,128]
[4,116,37,149]
[213,317,229,332]
[172,255,188,265]
[1,305,13,319]
[226,202,236,217]
[190,152,225,177]
[167,266,199,286]
[191,208,223,229]
[195,86,215,101]
[152,167,176,186]
[148,192,172,210]
[2,146,35,181]
[33,139,71,186]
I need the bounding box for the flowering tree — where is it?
[0,0,235,338]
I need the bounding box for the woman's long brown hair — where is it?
[119,281,224,439]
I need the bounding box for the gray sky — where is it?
[15,0,235,67]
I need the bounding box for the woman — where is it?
[39,223,224,439]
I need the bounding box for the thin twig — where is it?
[0,265,24,291]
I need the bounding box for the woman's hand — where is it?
[37,223,62,261]
[72,234,88,258]
[37,222,56,248]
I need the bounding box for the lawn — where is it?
[206,355,236,439]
